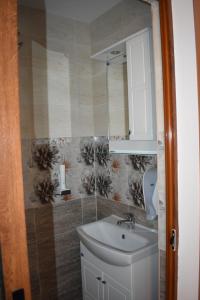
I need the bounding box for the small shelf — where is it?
[109,140,157,155]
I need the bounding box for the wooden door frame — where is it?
[0,0,178,300]
[159,1,178,300]
[0,0,31,299]
[193,1,200,299]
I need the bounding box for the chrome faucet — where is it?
[117,213,136,229]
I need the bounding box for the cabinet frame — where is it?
[81,256,131,300]
[126,28,156,142]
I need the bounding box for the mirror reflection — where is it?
[18,0,166,299]
[92,25,157,153]
[93,41,129,138]
[107,52,129,137]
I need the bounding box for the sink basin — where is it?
[77,215,158,266]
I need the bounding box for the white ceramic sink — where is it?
[77,215,158,266]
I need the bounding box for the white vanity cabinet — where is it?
[81,258,102,300]
[126,28,156,141]
[103,273,131,300]
[80,242,158,300]
[82,258,131,300]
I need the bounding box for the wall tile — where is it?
[82,197,97,224]
[24,135,158,299]
[97,196,157,229]
[160,250,166,300]
[53,199,82,234]
[93,104,109,136]
[97,196,129,219]
[19,6,94,140]
[57,270,82,300]
[94,137,157,212]
[90,0,151,54]
[35,207,58,299]
[128,205,157,229]
[25,209,41,300]
[58,287,82,300]
[55,235,80,269]
[26,199,86,300]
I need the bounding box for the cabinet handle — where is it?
[102,280,106,284]
[96,277,101,281]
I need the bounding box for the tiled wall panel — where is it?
[24,136,158,300]
[26,199,91,300]
[90,0,151,54]
[22,136,157,212]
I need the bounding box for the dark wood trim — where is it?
[0,0,31,299]
[193,1,200,299]
[159,1,178,300]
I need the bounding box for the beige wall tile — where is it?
[90,0,151,54]
[19,6,94,139]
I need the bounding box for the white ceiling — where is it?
[19,0,123,23]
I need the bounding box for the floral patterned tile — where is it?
[80,169,96,197]
[79,137,95,167]
[127,172,144,209]
[68,137,81,168]
[126,155,157,209]
[109,154,128,204]
[96,170,112,199]
[51,137,72,164]
[22,135,157,212]
[126,155,156,173]
[33,173,59,204]
[95,136,110,168]
[31,139,60,171]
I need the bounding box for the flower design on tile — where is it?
[34,178,59,204]
[128,155,152,173]
[81,173,95,195]
[111,159,120,173]
[128,177,145,209]
[95,142,110,167]
[96,173,112,198]
[80,142,94,166]
[112,192,121,202]
[32,143,59,171]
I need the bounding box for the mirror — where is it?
[92,40,129,138]
[89,0,160,154]
[92,27,157,154]
[107,52,129,138]
[19,0,158,154]
[19,0,154,144]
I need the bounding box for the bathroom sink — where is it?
[77,215,158,266]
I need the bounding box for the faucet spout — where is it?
[117,213,135,228]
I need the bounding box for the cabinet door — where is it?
[126,29,155,141]
[81,258,103,300]
[103,273,131,300]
